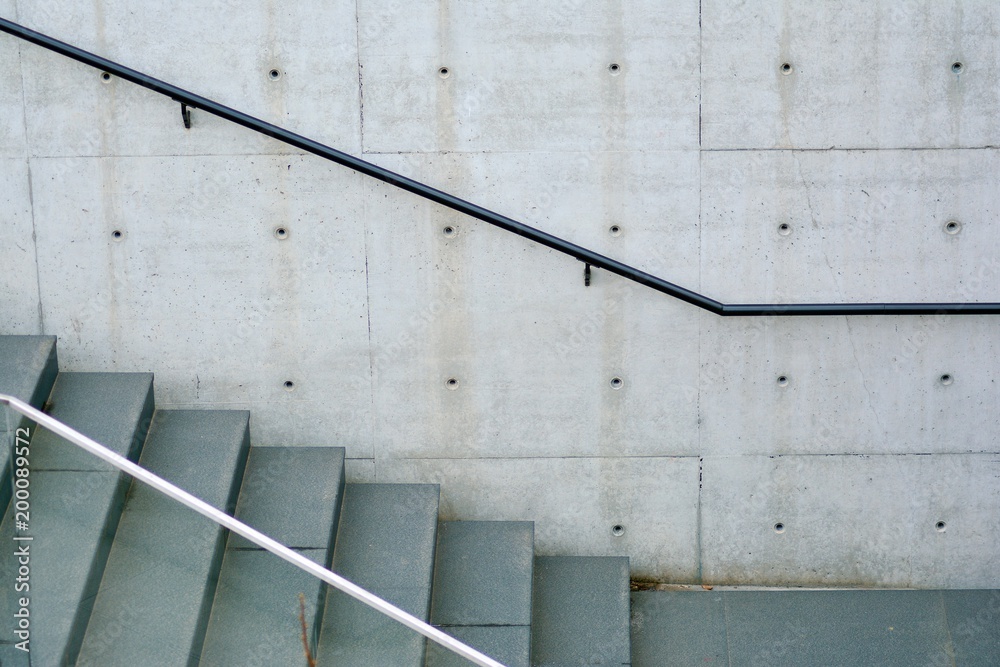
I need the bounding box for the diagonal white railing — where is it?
[0,394,506,667]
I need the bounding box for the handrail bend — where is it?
[0,395,506,667]
[1,17,998,316]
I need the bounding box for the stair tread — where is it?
[199,550,327,667]
[227,446,347,549]
[531,556,631,667]
[629,590,727,667]
[31,372,154,471]
[0,642,30,666]
[0,335,58,509]
[200,446,345,666]
[425,626,531,667]
[128,409,251,503]
[630,589,997,667]
[426,521,533,666]
[77,410,250,667]
[317,483,440,667]
[0,472,127,649]
[0,335,58,408]
[941,590,1000,666]
[0,371,154,666]
[430,521,534,627]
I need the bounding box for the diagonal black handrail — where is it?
[3,17,998,317]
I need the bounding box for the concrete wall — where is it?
[1,0,998,587]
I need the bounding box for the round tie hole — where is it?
[283,380,295,392]
[944,220,962,235]
[777,375,789,387]
[951,62,964,74]
[777,223,792,236]
[111,230,124,241]
[608,63,621,75]
[438,67,450,79]
[939,374,954,386]
[611,524,625,537]
[781,62,793,75]
[609,225,622,236]
[773,522,786,534]
[268,68,282,81]
[101,71,112,83]
[446,377,460,390]
[274,227,289,240]
[610,376,624,390]
[935,521,947,532]
[443,225,457,238]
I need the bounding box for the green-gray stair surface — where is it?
[76,409,250,667]
[0,335,58,510]
[630,588,1000,666]
[425,521,534,667]
[531,556,632,667]
[0,371,154,666]
[316,483,441,666]
[199,446,346,666]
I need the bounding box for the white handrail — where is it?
[0,394,505,667]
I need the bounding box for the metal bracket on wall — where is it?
[180,103,191,129]
[584,263,592,287]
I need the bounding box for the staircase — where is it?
[0,335,631,667]
[3,334,998,666]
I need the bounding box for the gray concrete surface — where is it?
[29,372,154,471]
[425,626,531,667]
[200,549,328,667]
[201,447,343,666]
[0,0,998,586]
[429,521,534,664]
[0,335,57,509]
[378,456,700,581]
[226,446,345,549]
[317,484,440,665]
[700,453,1000,588]
[0,160,41,333]
[531,556,631,667]
[76,410,250,667]
[701,2,1000,150]
[632,589,1000,667]
[430,521,534,626]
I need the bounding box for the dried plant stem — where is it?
[299,593,317,667]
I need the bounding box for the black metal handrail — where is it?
[3,17,997,317]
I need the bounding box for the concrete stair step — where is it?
[30,372,154,472]
[76,409,250,667]
[0,372,154,666]
[0,336,58,409]
[199,446,345,666]
[316,483,440,667]
[425,521,534,667]
[630,589,1000,667]
[0,642,29,666]
[531,556,631,667]
[0,335,58,510]
[629,590,726,667]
